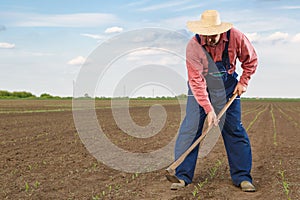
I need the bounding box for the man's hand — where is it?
[233,82,247,96]
[207,110,219,127]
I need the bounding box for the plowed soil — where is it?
[0,99,299,199]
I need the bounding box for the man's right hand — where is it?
[207,110,219,127]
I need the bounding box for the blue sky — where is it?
[1,0,300,98]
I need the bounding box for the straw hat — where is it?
[187,10,233,36]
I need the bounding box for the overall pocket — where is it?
[205,61,227,89]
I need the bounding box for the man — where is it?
[170,10,258,192]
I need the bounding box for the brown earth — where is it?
[0,99,299,200]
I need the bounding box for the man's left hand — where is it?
[233,83,247,96]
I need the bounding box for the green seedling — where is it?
[192,159,222,198]
[246,107,267,131]
[132,172,139,180]
[192,186,198,196]
[277,107,299,128]
[114,184,121,191]
[278,160,292,200]
[34,181,40,189]
[192,178,208,197]
[92,163,97,169]
[270,105,277,146]
[278,170,290,198]
[25,182,29,192]
[92,195,100,200]
[209,159,222,178]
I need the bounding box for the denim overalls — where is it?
[174,30,253,186]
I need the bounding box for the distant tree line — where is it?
[0,90,37,99]
[0,90,188,100]
[0,90,71,99]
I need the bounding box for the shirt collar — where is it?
[199,31,229,46]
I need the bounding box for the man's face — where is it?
[204,34,221,46]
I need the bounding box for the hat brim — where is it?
[187,21,233,36]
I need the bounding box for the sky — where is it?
[1,0,300,98]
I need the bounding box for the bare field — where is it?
[0,99,299,199]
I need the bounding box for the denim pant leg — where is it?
[221,97,253,186]
[174,89,206,184]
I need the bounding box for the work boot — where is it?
[170,179,185,190]
[240,181,256,192]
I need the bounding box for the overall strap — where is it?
[222,30,231,70]
[195,34,212,57]
[195,33,201,44]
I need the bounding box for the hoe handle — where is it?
[166,93,238,174]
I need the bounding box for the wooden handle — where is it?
[166,93,238,174]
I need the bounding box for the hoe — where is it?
[165,93,238,183]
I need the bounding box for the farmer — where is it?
[170,10,258,192]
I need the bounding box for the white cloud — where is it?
[137,1,188,11]
[80,33,105,40]
[277,6,300,10]
[2,12,118,27]
[0,42,15,49]
[126,49,183,65]
[126,49,161,61]
[161,16,194,29]
[105,26,123,34]
[81,28,123,41]
[244,32,300,44]
[266,31,289,42]
[173,4,204,12]
[291,33,300,42]
[23,51,54,56]
[67,56,86,65]
[127,0,150,7]
[245,32,261,43]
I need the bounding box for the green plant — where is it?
[114,184,121,191]
[192,186,198,196]
[34,181,40,189]
[278,170,290,198]
[191,159,223,198]
[278,160,292,200]
[246,107,267,131]
[270,104,277,146]
[277,106,299,128]
[92,195,100,200]
[92,162,97,168]
[25,182,30,192]
[191,178,208,197]
[132,172,139,180]
[209,159,222,178]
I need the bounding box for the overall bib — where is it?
[174,30,253,186]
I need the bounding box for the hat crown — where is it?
[186,9,232,35]
[200,10,221,27]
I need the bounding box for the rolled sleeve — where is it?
[236,31,258,87]
[186,38,213,114]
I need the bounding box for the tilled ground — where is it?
[0,99,299,199]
